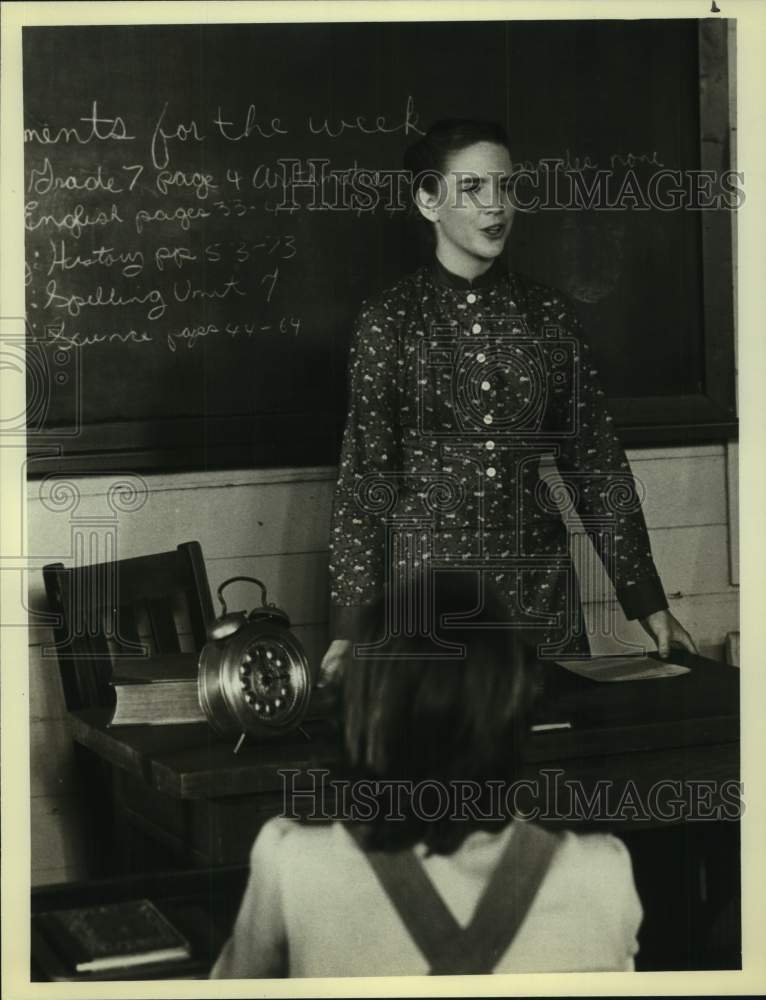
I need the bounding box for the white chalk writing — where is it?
[27,157,124,195]
[45,279,167,320]
[150,103,206,169]
[308,95,423,138]
[24,102,135,145]
[213,105,287,141]
[26,201,124,239]
[48,239,144,278]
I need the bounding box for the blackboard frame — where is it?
[24,19,737,478]
[603,18,737,447]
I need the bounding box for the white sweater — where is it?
[211,817,642,978]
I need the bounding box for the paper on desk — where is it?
[555,655,691,682]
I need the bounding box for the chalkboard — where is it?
[22,18,736,475]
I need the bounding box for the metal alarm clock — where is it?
[198,576,314,740]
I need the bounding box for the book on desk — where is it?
[109,653,203,726]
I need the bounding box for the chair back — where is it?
[43,541,215,711]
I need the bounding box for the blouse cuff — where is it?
[616,569,668,621]
[329,604,376,642]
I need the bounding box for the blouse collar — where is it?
[430,255,507,290]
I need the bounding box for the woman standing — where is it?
[320,119,695,684]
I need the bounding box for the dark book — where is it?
[109,652,205,726]
[35,899,192,974]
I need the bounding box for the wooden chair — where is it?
[42,541,215,875]
[43,541,215,711]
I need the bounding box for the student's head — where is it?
[342,571,535,855]
[403,119,516,273]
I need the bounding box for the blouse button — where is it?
[481,380,491,391]
[472,322,482,334]
[483,414,493,425]
[486,467,497,478]
[485,440,495,450]
[476,352,486,363]
[466,292,477,304]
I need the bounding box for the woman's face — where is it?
[417,140,515,276]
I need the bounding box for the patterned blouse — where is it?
[328,257,667,656]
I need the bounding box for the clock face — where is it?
[238,639,298,722]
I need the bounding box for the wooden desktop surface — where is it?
[68,649,738,806]
[522,650,739,825]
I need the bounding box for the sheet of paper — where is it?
[554,655,691,682]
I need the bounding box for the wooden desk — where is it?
[522,649,739,826]
[522,650,741,971]
[67,713,339,868]
[68,649,738,858]
[66,650,740,970]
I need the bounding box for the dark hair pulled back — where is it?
[403,118,511,200]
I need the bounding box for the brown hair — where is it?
[404,118,511,195]
[341,570,534,855]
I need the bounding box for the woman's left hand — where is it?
[638,609,698,659]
